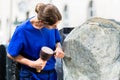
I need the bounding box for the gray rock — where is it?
[63,17,120,80]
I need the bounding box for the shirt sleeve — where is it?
[7,28,24,57]
[55,29,61,43]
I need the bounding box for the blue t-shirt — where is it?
[7,18,61,70]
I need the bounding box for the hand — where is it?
[29,58,47,70]
[54,47,64,58]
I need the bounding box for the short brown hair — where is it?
[35,3,62,25]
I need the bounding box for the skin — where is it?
[7,16,64,71]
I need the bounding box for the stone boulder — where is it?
[63,17,120,80]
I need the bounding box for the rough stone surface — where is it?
[63,17,120,80]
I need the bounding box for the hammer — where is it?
[36,46,55,72]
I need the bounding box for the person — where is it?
[7,3,64,80]
[0,44,6,80]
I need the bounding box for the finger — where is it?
[58,53,64,58]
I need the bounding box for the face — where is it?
[45,21,60,29]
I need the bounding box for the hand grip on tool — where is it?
[36,46,55,72]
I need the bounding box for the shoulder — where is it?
[17,19,29,29]
[15,18,32,32]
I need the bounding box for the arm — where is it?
[7,53,47,70]
[54,42,64,58]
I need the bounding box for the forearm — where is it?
[7,53,46,69]
[7,53,33,67]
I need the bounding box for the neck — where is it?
[30,17,43,29]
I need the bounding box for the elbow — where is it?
[7,53,11,58]
[7,53,14,60]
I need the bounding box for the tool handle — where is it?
[36,68,41,72]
